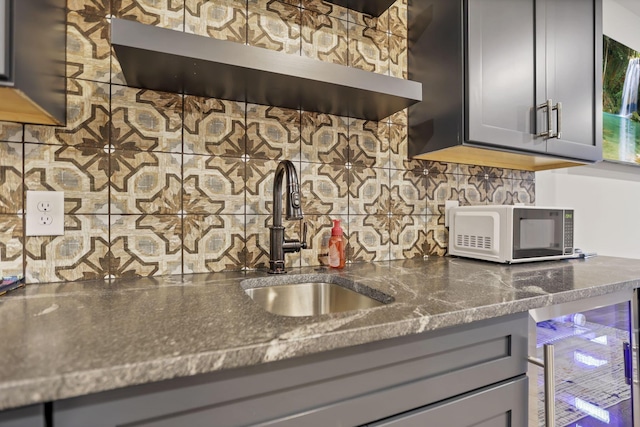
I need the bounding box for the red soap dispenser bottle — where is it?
[328,219,345,269]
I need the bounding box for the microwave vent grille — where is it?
[456,234,492,250]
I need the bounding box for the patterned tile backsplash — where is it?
[0,0,535,283]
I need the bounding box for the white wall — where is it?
[535,0,640,258]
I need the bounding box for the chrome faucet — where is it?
[269,160,307,274]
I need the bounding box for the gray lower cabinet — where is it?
[367,377,527,427]
[53,312,528,427]
[0,404,44,427]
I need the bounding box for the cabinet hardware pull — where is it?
[553,102,562,139]
[537,99,555,138]
[528,344,556,427]
[624,342,632,385]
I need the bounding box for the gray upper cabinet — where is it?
[0,0,66,125]
[466,0,541,154]
[538,0,602,162]
[408,0,602,171]
[0,0,8,81]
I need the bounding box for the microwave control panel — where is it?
[563,210,574,255]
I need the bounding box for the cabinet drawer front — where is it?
[368,376,528,427]
[54,313,528,427]
[0,404,43,427]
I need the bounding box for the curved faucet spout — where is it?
[272,160,303,227]
[269,160,307,274]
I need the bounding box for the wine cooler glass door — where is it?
[533,300,633,427]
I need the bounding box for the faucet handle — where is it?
[301,222,308,250]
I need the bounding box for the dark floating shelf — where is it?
[111,19,421,121]
[325,0,396,17]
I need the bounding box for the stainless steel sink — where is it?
[241,275,392,317]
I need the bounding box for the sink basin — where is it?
[242,275,392,317]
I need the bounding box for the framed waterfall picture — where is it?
[603,35,640,164]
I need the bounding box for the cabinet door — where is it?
[466,0,544,154]
[0,0,9,81]
[537,0,602,162]
[368,377,527,427]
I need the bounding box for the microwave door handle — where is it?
[528,344,556,427]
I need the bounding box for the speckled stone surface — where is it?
[2,256,640,410]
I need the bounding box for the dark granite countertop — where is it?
[2,256,640,411]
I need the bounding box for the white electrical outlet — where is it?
[26,191,64,236]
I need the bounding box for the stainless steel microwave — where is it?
[448,206,575,263]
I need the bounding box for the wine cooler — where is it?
[529,290,640,426]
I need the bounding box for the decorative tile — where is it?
[348,23,388,74]
[426,214,447,256]
[348,166,388,215]
[390,214,427,260]
[67,12,111,83]
[68,0,111,17]
[112,0,185,30]
[426,161,458,175]
[183,214,245,273]
[183,96,245,157]
[245,214,302,270]
[347,7,388,33]
[0,122,23,142]
[455,174,488,206]
[389,34,407,79]
[301,0,347,21]
[280,0,301,7]
[0,143,23,214]
[425,172,457,216]
[389,168,427,215]
[246,104,300,161]
[247,0,301,55]
[510,180,536,205]
[110,150,182,214]
[388,0,407,38]
[300,214,346,267]
[25,215,110,283]
[0,215,23,277]
[348,119,388,167]
[245,158,273,216]
[512,169,535,181]
[388,123,407,169]
[110,46,126,86]
[183,155,245,215]
[347,215,390,263]
[301,8,348,66]
[301,112,348,164]
[185,0,247,44]
[25,79,110,148]
[111,86,183,153]
[488,177,510,205]
[300,162,348,215]
[389,108,408,126]
[24,144,109,214]
[244,215,270,270]
[109,214,182,277]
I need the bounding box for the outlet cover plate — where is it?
[26,191,64,236]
